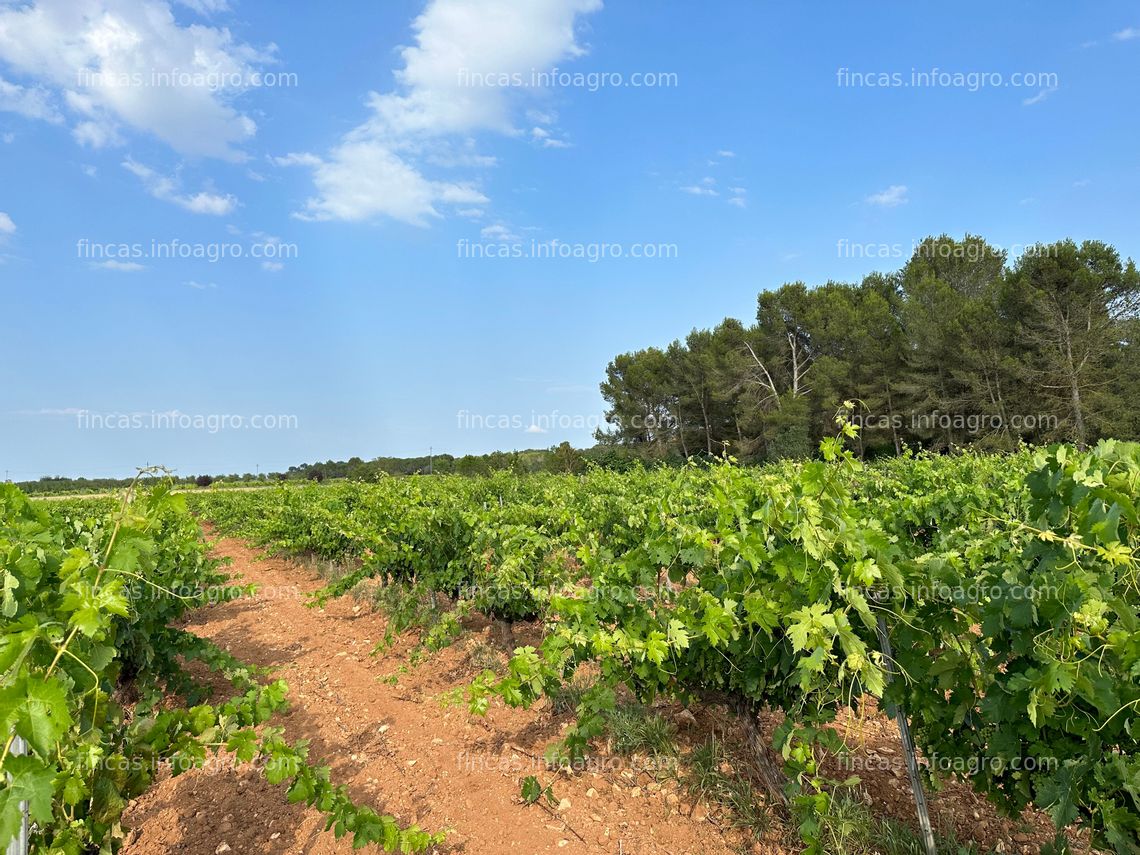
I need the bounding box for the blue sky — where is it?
[1,0,1137,479]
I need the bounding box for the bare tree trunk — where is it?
[1053,312,1089,449]
[886,382,901,455]
[1060,314,1087,449]
[1070,379,1087,449]
[698,395,713,454]
[677,415,689,458]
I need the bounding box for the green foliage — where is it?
[599,235,1140,457]
[0,477,442,853]
[188,427,1140,853]
[604,703,677,757]
[817,795,996,855]
[682,737,771,838]
[519,774,556,806]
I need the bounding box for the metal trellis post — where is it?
[5,735,29,855]
[875,615,937,855]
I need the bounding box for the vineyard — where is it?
[4,426,1140,853]
[0,477,442,854]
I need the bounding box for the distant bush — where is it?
[195,475,214,487]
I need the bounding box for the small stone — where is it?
[674,709,698,727]
[557,840,570,848]
[269,833,280,841]
[215,845,231,854]
[586,788,598,798]
[557,798,572,812]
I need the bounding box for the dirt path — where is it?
[121,534,758,855]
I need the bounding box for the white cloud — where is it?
[185,279,216,289]
[123,157,237,215]
[865,184,908,207]
[280,140,486,225]
[526,108,557,125]
[0,212,15,234]
[681,182,718,197]
[175,0,230,14]
[530,125,570,148]
[92,259,144,271]
[279,0,602,225]
[0,132,12,143]
[715,149,735,158]
[249,231,287,269]
[1073,178,1091,188]
[421,138,498,168]
[0,76,62,122]
[1113,27,1139,41]
[480,222,520,241]
[1023,87,1058,106]
[0,0,274,160]
[524,423,547,434]
[73,117,123,148]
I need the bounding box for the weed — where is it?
[606,703,677,757]
[683,737,771,839]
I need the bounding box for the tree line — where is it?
[597,235,1140,459]
[13,444,625,493]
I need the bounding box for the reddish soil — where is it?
[121,534,1090,855]
[120,535,761,855]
